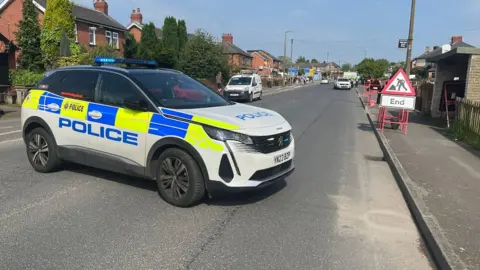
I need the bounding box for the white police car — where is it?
[21,58,295,207]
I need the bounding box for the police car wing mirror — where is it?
[124,98,148,111]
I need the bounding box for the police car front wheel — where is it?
[26,127,61,173]
[156,148,205,207]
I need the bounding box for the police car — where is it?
[21,58,295,207]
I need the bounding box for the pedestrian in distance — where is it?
[216,71,224,95]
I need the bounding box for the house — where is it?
[221,33,252,71]
[247,49,283,76]
[249,51,270,76]
[0,0,127,70]
[412,36,474,70]
[315,62,341,74]
[126,8,194,43]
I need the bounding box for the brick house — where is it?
[126,8,193,43]
[0,0,126,70]
[126,8,162,42]
[247,49,283,76]
[221,33,252,71]
[250,51,270,76]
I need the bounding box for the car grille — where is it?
[250,131,291,154]
[249,160,293,180]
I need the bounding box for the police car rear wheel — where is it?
[156,148,205,207]
[26,127,61,173]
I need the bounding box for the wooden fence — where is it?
[456,98,480,135]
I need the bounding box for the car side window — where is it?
[39,71,98,101]
[98,72,146,108]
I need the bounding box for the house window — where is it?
[74,24,78,43]
[89,27,96,45]
[105,31,112,45]
[112,32,119,49]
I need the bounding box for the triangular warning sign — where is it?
[381,69,415,96]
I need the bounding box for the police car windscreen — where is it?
[228,77,251,85]
[132,72,230,109]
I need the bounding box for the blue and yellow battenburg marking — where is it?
[23,90,232,152]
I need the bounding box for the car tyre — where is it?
[26,127,61,173]
[156,148,205,207]
[248,93,253,102]
[258,91,262,100]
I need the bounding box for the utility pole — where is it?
[290,38,294,67]
[405,0,416,76]
[283,31,292,72]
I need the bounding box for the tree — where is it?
[137,22,159,61]
[278,56,293,68]
[355,58,390,78]
[296,56,307,63]
[177,20,188,54]
[178,30,229,81]
[162,16,179,66]
[124,32,137,58]
[15,0,43,71]
[341,63,352,72]
[311,58,318,63]
[40,0,75,68]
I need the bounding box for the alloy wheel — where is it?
[159,157,190,200]
[28,134,49,166]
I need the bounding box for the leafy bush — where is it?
[10,70,44,86]
[57,53,90,67]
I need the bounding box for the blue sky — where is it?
[75,0,480,65]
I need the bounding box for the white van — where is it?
[224,74,263,102]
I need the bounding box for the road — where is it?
[0,84,433,269]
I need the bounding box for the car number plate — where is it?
[274,151,291,164]
[373,87,378,89]
[230,93,239,96]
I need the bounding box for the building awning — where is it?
[427,47,480,62]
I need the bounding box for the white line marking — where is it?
[0,130,21,136]
[0,126,14,129]
[0,138,23,145]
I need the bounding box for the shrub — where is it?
[10,70,44,86]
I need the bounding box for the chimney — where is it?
[130,8,143,24]
[94,0,108,15]
[222,33,233,44]
[451,36,463,45]
[425,46,430,53]
[433,46,439,50]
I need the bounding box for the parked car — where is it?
[321,79,329,84]
[224,74,263,102]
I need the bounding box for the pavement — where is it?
[361,94,480,270]
[0,84,433,269]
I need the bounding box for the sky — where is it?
[73,0,480,65]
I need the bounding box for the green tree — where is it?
[278,56,293,68]
[178,30,229,81]
[311,58,318,63]
[355,58,389,78]
[177,19,188,54]
[15,0,43,71]
[137,22,159,61]
[341,63,352,72]
[162,16,179,65]
[40,0,75,68]
[123,32,137,58]
[296,56,307,63]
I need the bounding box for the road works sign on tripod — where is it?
[378,69,415,135]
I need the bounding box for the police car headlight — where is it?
[203,126,253,144]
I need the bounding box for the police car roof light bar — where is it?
[94,57,158,68]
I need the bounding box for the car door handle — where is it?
[88,110,102,120]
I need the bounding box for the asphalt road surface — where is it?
[0,84,433,270]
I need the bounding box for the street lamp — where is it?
[360,49,367,59]
[283,30,293,72]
